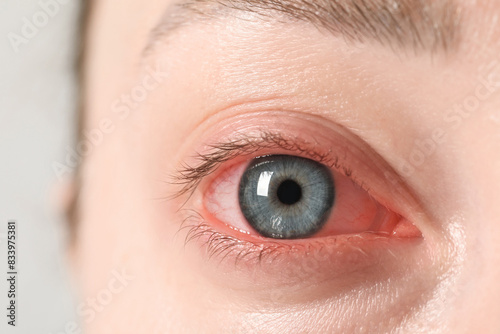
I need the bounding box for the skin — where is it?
[75,0,500,333]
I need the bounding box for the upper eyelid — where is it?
[167,110,427,230]
[169,131,353,199]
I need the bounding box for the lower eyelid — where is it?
[176,209,426,296]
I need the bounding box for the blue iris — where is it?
[238,155,335,239]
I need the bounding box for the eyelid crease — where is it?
[169,131,359,200]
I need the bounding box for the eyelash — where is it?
[171,131,364,200]
[178,211,290,265]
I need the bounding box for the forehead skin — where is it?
[79,0,500,333]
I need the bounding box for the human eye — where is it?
[208,153,398,240]
[168,111,427,290]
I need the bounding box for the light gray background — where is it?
[1,1,80,333]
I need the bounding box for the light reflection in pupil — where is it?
[277,179,302,205]
[256,171,274,197]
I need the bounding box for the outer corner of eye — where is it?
[202,154,422,242]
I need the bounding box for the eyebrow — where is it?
[147,0,462,55]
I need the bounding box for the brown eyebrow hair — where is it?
[147,0,463,55]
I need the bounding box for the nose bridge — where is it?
[448,225,500,333]
[460,271,500,333]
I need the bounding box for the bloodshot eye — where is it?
[239,155,335,239]
[204,149,419,241]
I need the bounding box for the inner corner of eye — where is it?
[390,219,423,239]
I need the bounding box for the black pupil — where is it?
[276,179,302,205]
